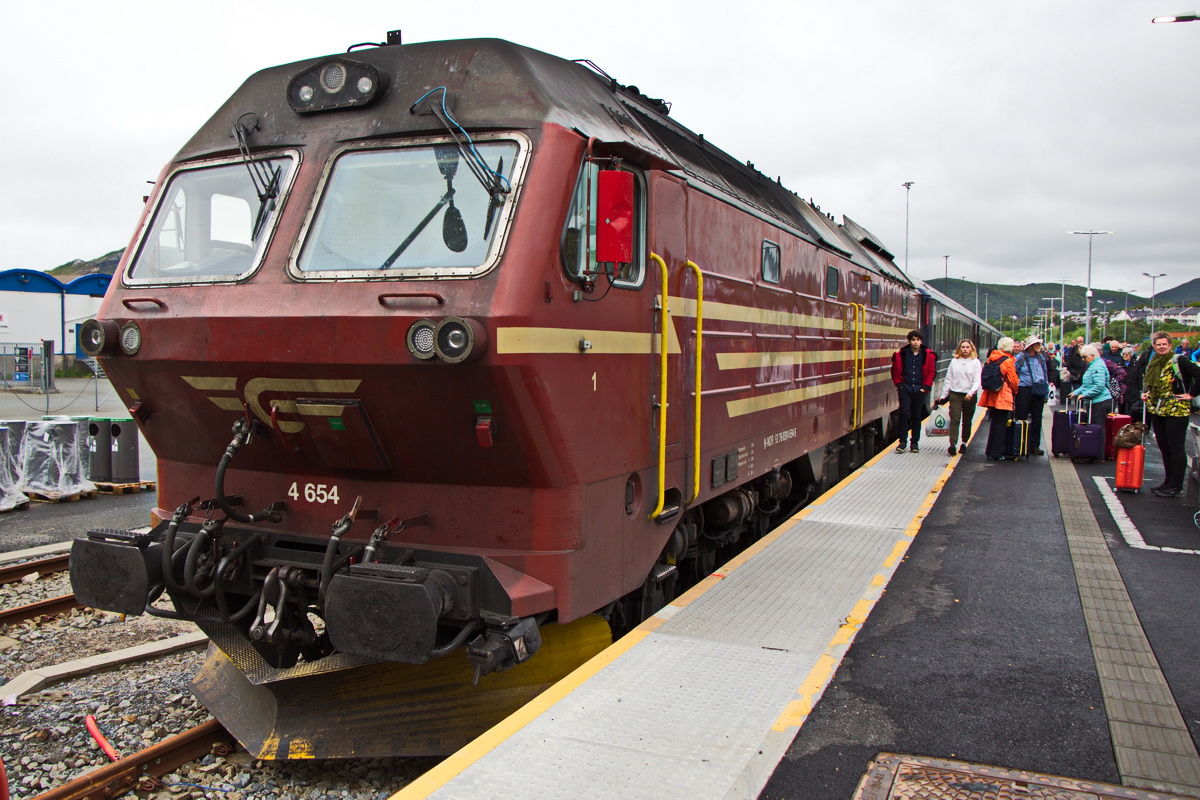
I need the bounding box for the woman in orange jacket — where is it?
[979,337,1020,460]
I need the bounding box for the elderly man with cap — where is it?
[1014,335,1051,455]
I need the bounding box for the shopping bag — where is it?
[925,409,950,437]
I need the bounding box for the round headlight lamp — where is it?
[79,319,120,357]
[406,319,437,360]
[118,321,143,355]
[433,317,486,364]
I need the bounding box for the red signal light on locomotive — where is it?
[78,318,120,357]
[434,317,485,364]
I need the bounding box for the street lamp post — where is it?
[1097,300,1113,339]
[1043,297,1060,345]
[943,255,949,287]
[1143,272,1166,339]
[1123,294,1128,341]
[1069,230,1114,344]
[902,182,914,274]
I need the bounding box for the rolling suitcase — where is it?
[1105,413,1132,461]
[1115,444,1145,493]
[1114,407,1148,493]
[1071,400,1104,462]
[1007,415,1030,461]
[1051,401,1077,457]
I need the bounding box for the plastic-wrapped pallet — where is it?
[0,426,29,511]
[19,420,97,498]
[0,419,27,487]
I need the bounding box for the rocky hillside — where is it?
[46,249,123,278]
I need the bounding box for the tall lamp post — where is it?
[1069,230,1114,343]
[1123,294,1129,341]
[943,255,949,287]
[1143,272,1166,339]
[902,182,915,274]
[1097,300,1113,339]
[1043,297,1060,344]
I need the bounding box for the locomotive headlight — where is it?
[433,317,487,364]
[287,58,383,114]
[79,319,120,357]
[406,319,437,360]
[118,321,143,355]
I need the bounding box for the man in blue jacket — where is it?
[891,330,937,453]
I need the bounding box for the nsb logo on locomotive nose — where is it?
[182,376,363,433]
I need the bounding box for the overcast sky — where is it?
[2,0,1196,297]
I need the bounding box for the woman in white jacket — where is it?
[936,339,983,456]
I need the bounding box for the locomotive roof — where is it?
[180,37,910,287]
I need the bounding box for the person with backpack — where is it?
[1014,336,1051,455]
[979,337,1019,461]
[1141,332,1191,498]
[1063,336,1086,392]
[891,329,937,453]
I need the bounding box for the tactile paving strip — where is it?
[854,753,1197,800]
[1049,448,1200,796]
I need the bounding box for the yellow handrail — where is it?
[684,260,703,503]
[649,252,670,520]
[850,303,866,428]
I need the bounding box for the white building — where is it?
[0,270,111,358]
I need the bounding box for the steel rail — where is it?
[31,719,233,800]
[0,594,84,626]
[0,554,71,585]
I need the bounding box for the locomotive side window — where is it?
[296,139,523,277]
[825,265,840,299]
[126,156,295,284]
[761,240,780,284]
[870,282,880,308]
[562,161,645,287]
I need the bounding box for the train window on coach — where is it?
[126,155,297,284]
[562,161,645,288]
[761,240,780,284]
[825,265,840,299]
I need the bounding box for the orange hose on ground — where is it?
[85,714,121,762]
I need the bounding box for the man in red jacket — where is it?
[891,330,937,453]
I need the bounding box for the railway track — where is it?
[0,553,70,585]
[0,593,85,626]
[27,719,234,800]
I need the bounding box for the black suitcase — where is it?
[1007,416,1030,461]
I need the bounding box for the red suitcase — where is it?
[1105,413,1132,460]
[1116,444,1145,493]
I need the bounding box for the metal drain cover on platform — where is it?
[854,753,1196,800]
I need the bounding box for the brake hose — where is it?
[216,418,281,524]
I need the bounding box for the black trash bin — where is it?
[109,419,140,483]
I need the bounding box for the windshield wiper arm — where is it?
[233,113,282,241]
[380,190,454,269]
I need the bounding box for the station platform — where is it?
[394,406,1200,800]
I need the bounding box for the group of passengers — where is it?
[889,330,1200,500]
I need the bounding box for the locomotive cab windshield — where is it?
[126,155,297,284]
[294,136,525,279]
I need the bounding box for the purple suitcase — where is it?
[1051,408,1075,456]
[1070,400,1103,462]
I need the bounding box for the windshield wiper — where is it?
[409,87,511,224]
[379,144,468,268]
[233,113,282,241]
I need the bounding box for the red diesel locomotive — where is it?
[71,34,992,757]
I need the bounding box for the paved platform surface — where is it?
[395,404,1200,800]
[764,406,1200,799]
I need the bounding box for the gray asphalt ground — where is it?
[0,377,158,552]
[762,417,1200,798]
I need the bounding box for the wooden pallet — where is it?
[93,481,157,495]
[27,490,97,503]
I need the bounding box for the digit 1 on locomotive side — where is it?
[70,33,989,759]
